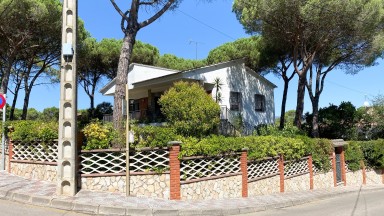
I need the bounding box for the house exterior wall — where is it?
[184,61,275,126]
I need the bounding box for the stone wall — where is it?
[181,175,242,200]
[366,169,382,185]
[346,170,363,186]
[10,162,57,182]
[285,173,310,192]
[313,171,334,189]
[81,173,170,199]
[248,176,280,196]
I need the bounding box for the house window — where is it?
[230,91,242,111]
[255,94,265,112]
[129,99,140,112]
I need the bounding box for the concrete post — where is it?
[57,0,78,196]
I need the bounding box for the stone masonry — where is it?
[10,162,57,182]
[346,170,363,186]
[366,169,382,185]
[313,171,334,189]
[181,175,242,200]
[81,174,170,199]
[248,176,280,196]
[285,173,311,192]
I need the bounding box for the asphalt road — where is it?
[238,187,384,216]
[0,199,89,216]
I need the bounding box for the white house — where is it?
[100,59,277,132]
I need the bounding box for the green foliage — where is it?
[82,121,116,150]
[255,122,305,138]
[304,102,357,140]
[131,40,160,66]
[207,37,275,73]
[356,94,384,140]
[158,81,221,137]
[9,121,58,143]
[156,54,206,71]
[344,141,364,171]
[40,107,59,122]
[131,125,180,148]
[350,140,384,169]
[303,137,333,171]
[180,135,317,161]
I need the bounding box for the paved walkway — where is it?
[1,171,383,216]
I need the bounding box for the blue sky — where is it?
[9,0,384,116]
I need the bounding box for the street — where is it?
[0,199,89,216]
[238,188,384,216]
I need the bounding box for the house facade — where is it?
[100,59,277,130]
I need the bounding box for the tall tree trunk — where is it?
[294,75,306,129]
[21,76,30,120]
[0,55,14,94]
[311,97,320,138]
[113,32,137,131]
[279,79,290,129]
[10,77,22,120]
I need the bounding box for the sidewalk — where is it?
[0,171,383,216]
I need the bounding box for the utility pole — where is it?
[57,0,78,196]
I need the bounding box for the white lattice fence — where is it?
[80,150,125,175]
[284,157,309,179]
[130,148,169,173]
[180,154,241,182]
[12,140,58,163]
[80,148,169,175]
[247,157,279,182]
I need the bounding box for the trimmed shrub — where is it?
[344,141,364,171]
[9,120,58,143]
[158,81,221,137]
[82,121,116,150]
[131,125,180,148]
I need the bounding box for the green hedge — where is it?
[6,120,58,143]
[131,126,334,171]
[346,139,384,170]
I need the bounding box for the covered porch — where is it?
[102,78,215,123]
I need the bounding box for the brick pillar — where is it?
[382,169,384,184]
[361,161,366,185]
[340,148,346,186]
[8,140,13,173]
[308,155,314,190]
[332,152,337,187]
[278,154,285,193]
[168,141,181,200]
[240,148,248,198]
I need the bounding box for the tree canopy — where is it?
[234,0,384,136]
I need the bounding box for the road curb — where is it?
[0,185,384,215]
